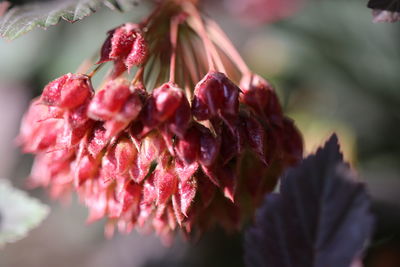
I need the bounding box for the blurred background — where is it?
[1,0,400,266]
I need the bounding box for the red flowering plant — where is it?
[0,0,380,265]
[13,0,303,243]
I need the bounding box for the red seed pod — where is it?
[153,82,185,122]
[88,80,131,121]
[279,117,303,165]
[167,95,191,138]
[125,32,149,70]
[196,171,216,209]
[98,29,115,64]
[18,99,64,153]
[75,155,98,186]
[218,164,237,202]
[87,123,109,158]
[198,124,221,167]
[220,122,245,164]
[114,137,137,175]
[41,73,93,109]
[89,84,143,140]
[110,23,139,59]
[177,177,197,216]
[240,113,268,165]
[61,103,93,147]
[175,125,200,164]
[120,180,142,216]
[154,165,178,205]
[174,158,198,182]
[240,74,283,122]
[192,71,240,121]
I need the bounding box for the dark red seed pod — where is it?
[240,74,283,123]
[97,29,115,64]
[198,124,221,167]
[192,71,240,121]
[167,96,191,139]
[241,113,268,165]
[153,82,184,122]
[175,125,201,164]
[279,117,303,165]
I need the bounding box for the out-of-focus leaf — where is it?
[0,179,49,247]
[0,0,142,40]
[244,134,374,267]
[367,0,400,22]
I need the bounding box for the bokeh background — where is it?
[1,0,400,266]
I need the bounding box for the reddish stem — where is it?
[169,16,181,83]
[207,19,251,76]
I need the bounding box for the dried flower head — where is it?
[18,0,303,244]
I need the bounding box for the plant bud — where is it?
[126,32,148,70]
[88,80,131,121]
[192,71,239,121]
[240,74,283,122]
[175,125,200,164]
[153,82,184,122]
[41,73,93,109]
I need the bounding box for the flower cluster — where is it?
[18,1,303,243]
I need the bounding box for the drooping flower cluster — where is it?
[18,0,303,243]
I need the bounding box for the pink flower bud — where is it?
[192,71,239,121]
[41,73,93,109]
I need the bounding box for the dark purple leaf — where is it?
[245,134,374,267]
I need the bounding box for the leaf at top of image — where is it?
[0,0,142,40]
[244,134,374,267]
[367,0,400,23]
[0,179,49,247]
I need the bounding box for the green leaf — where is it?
[0,179,49,247]
[0,0,142,40]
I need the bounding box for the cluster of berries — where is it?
[18,1,302,243]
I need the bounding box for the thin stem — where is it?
[87,63,104,78]
[180,30,199,86]
[183,2,216,71]
[207,19,251,76]
[131,66,145,86]
[169,16,180,83]
[76,59,94,74]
